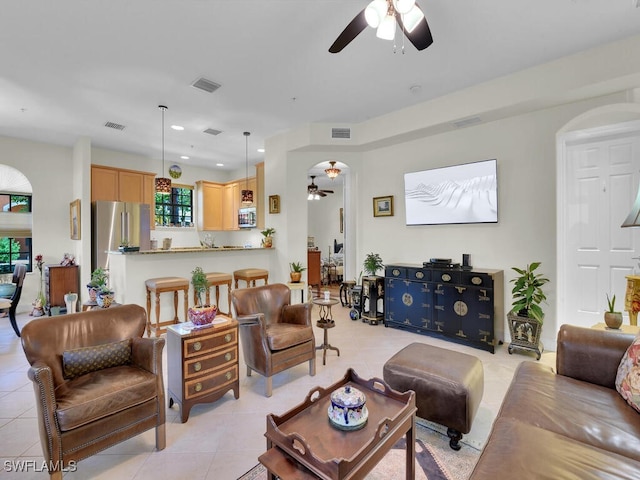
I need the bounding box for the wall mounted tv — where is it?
[404,159,498,226]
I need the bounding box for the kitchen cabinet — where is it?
[222,182,240,230]
[385,264,503,353]
[45,265,80,311]
[196,181,223,231]
[255,162,264,229]
[167,319,239,423]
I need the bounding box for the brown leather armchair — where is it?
[21,304,165,480]
[231,283,316,397]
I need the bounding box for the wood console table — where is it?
[259,368,416,479]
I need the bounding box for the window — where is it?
[0,194,33,274]
[155,186,193,227]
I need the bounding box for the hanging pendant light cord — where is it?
[244,131,250,189]
[161,106,166,176]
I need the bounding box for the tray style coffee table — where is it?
[259,368,416,479]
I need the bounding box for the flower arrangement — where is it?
[31,254,46,315]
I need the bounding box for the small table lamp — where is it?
[624,275,640,326]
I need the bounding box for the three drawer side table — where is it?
[167,317,239,422]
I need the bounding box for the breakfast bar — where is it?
[107,246,274,319]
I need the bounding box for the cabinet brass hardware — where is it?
[225,352,232,361]
[195,382,202,392]
[193,341,202,351]
[224,334,231,342]
[225,372,232,380]
[194,362,202,372]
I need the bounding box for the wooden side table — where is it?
[167,317,239,422]
[286,281,306,304]
[591,322,640,335]
[313,297,340,365]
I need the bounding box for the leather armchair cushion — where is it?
[266,323,313,351]
[616,335,640,413]
[63,339,131,379]
[55,365,157,431]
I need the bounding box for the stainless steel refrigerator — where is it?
[92,201,151,271]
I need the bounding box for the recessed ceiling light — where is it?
[180,155,189,160]
[216,163,224,167]
[257,148,265,153]
[171,125,184,131]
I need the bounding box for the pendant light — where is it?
[241,131,254,205]
[325,161,341,180]
[155,105,171,195]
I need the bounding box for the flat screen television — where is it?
[404,159,498,226]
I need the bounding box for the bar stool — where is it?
[145,276,189,337]
[193,272,233,316]
[233,268,269,288]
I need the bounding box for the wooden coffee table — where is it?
[259,368,416,479]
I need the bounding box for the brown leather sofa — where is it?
[21,304,166,479]
[231,283,316,397]
[470,325,640,479]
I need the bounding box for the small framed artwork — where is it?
[269,195,280,214]
[70,199,81,240]
[373,195,394,217]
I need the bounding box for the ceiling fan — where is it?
[308,176,334,199]
[329,0,433,53]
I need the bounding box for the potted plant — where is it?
[261,227,276,248]
[96,285,115,308]
[604,293,623,329]
[87,267,108,303]
[363,253,384,276]
[289,262,306,283]
[507,262,549,360]
[189,266,217,327]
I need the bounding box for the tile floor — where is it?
[0,297,555,479]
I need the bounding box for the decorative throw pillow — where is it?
[63,339,132,379]
[615,335,640,413]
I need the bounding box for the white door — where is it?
[563,128,640,328]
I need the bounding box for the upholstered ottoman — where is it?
[383,342,484,450]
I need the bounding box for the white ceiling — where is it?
[1,0,640,174]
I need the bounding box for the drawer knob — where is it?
[225,371,232,380]
[225,352,232,362]
[195,382,202,392]
[224,333,232,342]
[193,341,202,351]
[194,362,202,372]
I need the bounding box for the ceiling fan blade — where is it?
[329,9,368,53]
[320,190,334,194]
[318,192,327,197]
[397,7,434,51]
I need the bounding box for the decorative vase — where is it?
[96,291,114,308]
[64,292,78,314]
[604,312,623,329]
[290,272,302,283]
[188,305,218,327]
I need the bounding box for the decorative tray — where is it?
[264,368,415,479]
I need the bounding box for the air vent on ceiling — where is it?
[331,127,351,139]
[453,116,482,128]
[203,128,222,136]
[191,77,221,94]
[104,121,126,131]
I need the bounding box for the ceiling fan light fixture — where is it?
[155,105,172,195]
[325,161,341,179]
[402,5,424,33]
[365,0,387,28]
[376,13,396,40]
[393,0,415,14]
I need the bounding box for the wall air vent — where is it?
[453,116,482,128]
[191,77,221,94]
[104,121,126,131]
[203,128,222,136]
[331,127,351,139]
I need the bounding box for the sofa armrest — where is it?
[132,337,165,375]
[556,324,635,389]
[281,303,312,326]
[27,361,61,463]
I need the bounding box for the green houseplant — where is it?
[261,227,275,248]
[189,266,217,326]
[87,267,108,302]
[289,262,306,283]
[363,253,384,276]
[507,262,549,360]
[604,293,623,329]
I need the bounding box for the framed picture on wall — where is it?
[269,195,280,214]
[373,195,394,217]
[70,199,81,240]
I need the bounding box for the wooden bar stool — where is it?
[193,272,233,316]
[145,276,189,337]
[233,268,269,288]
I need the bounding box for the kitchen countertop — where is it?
[109,246,270,254]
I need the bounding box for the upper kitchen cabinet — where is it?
[196,181,224,231]
[222,182,240,231]
[255,162,264,230]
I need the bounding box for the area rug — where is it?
[237,419,481,480]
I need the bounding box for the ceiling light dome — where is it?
[393,0,415,14]
[365,0,387,28]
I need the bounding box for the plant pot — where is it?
[262,236,273,248]
[290,272,302,283]
[87,285,98,302]
[604,312,623,329]
[96,292,114,308]
[507,311,543,360]
[188,305,218,327]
